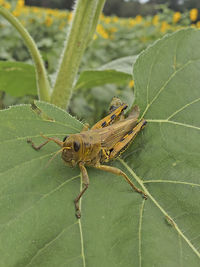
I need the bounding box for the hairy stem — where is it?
[87,0,106,45]
[51,0,105,109]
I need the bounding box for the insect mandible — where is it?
[27,98,147,218]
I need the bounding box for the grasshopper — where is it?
[27,98,147,218]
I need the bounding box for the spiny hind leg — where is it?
[91,102,128,130]
[109,98,139,121]
[27,134,63,150]
[109,97,124,113]
[74,162,90,218]
[109,97,141,122]
[80,97,126,131]
[109,119,146,160]
[94,164,147,199]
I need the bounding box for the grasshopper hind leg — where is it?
[94,164,147,199]
[91,102,128,130]
[109,119,147,160]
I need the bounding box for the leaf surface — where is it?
[127,28,200,266]
[0,61,37,97]
[75,56,137,90]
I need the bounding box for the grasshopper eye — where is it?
[109,105,117,112]
[63,135,69,142]
[73,141,80,152]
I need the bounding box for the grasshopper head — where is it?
[62,134,81,167]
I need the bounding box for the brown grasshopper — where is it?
[27,98,147,218]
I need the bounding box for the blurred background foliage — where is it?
[0,0,200,124]
[25,0,200,17]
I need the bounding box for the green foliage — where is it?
[0,61,37,96]
[1,3,197,121]
[75,56,136,90]
[0,29,199,266]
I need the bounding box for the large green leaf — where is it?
[0,61,37,97]
[128,28,200,265]
[74,56,137,90]
[0,28,200,267]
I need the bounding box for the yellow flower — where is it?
[45,16,53,27]
[59,21,66,30]
[112,16,119,23]
[196,21,200,28]
[173,12,181,23]
[104,17,111,24]
[102,31,109,39]
[17,0,24,8]
[190,8,198,21]
[68,12,73,22]
[96,24,109,39]
[32,7,40,13]
[109,27,117,33]
[152,15,159,26]
[58,12,68,19]
[135,15,142,23]
[12,10,20,17]
[129,18,136,27]
[93,33,98,40]
[2,1,11,9]
[100,13,105,20]
[128,80,134,88]
[160,21,170,33]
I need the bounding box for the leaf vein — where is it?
[25,222,79,267]
[0,133,70,145]
[139,200,145,267]
[143,58,200,117]
[119,159,200,259]
[143,180,200,187]
[0,152,53,179]
[146,119,200,130]
[167,98,200,120]
[2,175,80,228]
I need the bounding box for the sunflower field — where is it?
[0,0,200,122]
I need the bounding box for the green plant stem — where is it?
[0,6,51,102]
[51,0,105,109]
[87,0,106,44]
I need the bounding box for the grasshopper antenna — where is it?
[45,146,71,168]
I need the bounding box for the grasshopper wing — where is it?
[99,117,139,151]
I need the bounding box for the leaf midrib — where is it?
[119,158,200,259]
[146,119,200,131]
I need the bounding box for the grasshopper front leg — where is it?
[74,162,90,218]
[94,164,147,199]
[27,135,63,150]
